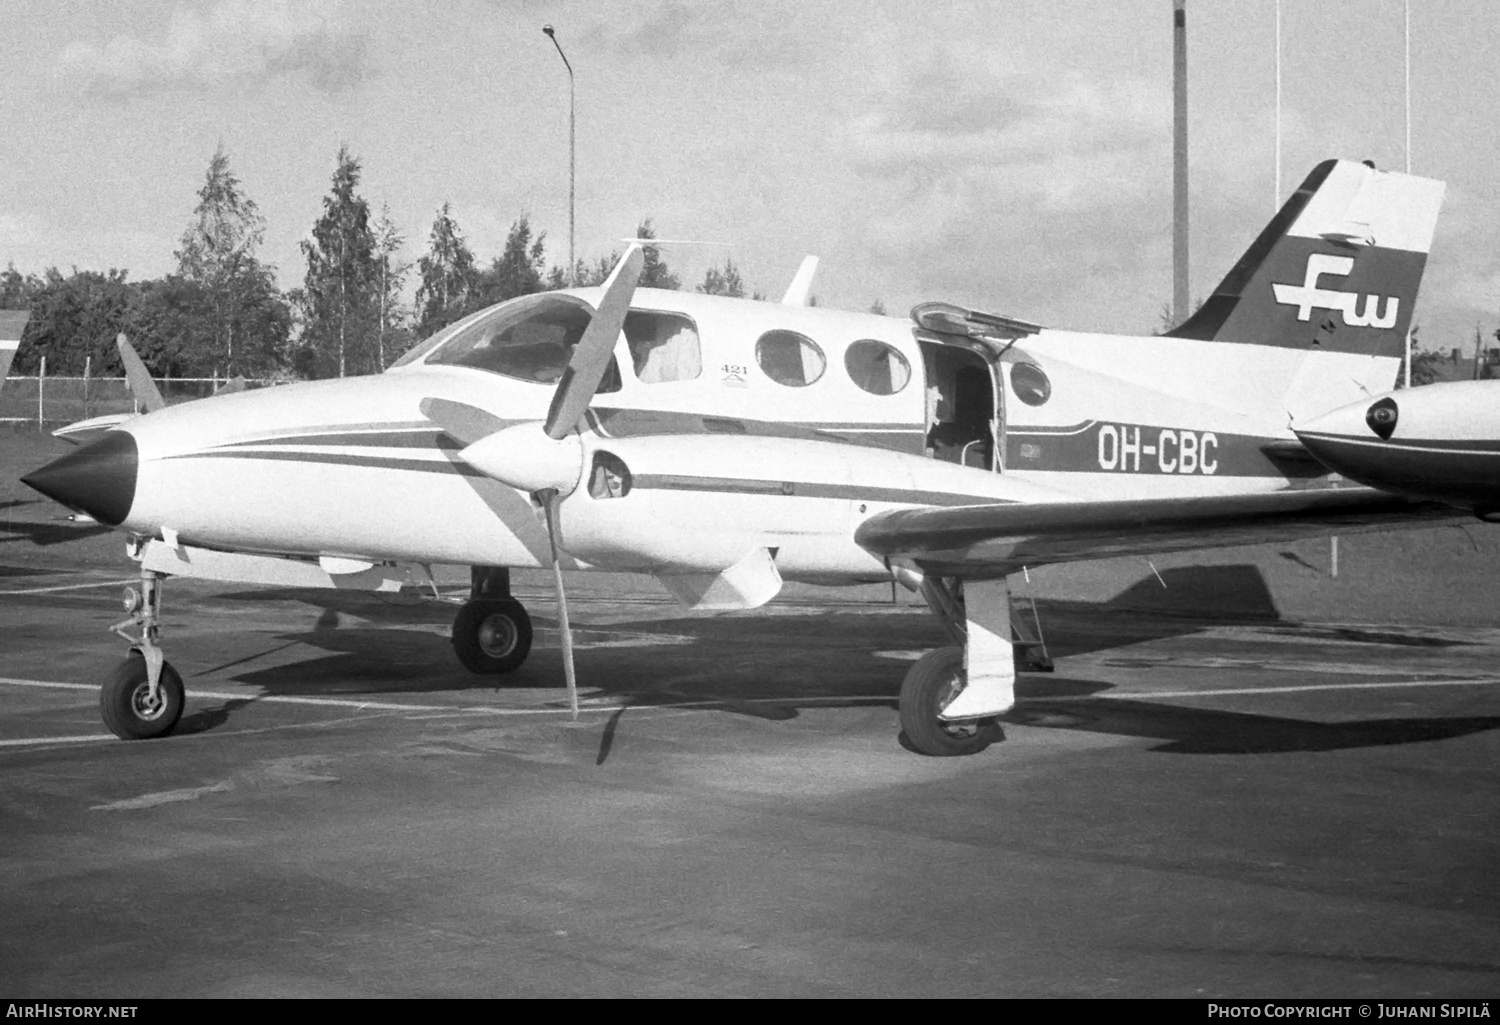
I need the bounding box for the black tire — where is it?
[898,646,1001,757]
[100,652,185,740]
[452,598,533,675]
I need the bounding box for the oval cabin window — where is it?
[755,330,826,387]
[844,340,911,396]
[1010,362,1051,406]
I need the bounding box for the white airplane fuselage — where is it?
[102,286,1378,585]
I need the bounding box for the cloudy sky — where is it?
[3,0,1498,351]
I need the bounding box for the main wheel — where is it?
[451,598,533,675]
[898,646,1002,757]
[100,652,185,740]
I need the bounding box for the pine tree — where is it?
[697,257,746,297]
[472,215,548,307]
[299,145,379,377]
[373,203,410,369]
[415,202,476,340]
[635,220,680,290]
[176,144,285,374]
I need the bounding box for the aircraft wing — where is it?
[854,487,1459,579]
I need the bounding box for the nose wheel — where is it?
[101,651,185,739]
[101,569,184,739]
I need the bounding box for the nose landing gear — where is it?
[101,569,185,739]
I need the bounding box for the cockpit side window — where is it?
[626,311,702,383]
[424,294,621,392]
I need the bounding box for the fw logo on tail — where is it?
[1272,254,1399,329]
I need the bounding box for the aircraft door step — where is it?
[1010,588,1053,673]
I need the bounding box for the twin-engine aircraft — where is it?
[22,158,1457,755]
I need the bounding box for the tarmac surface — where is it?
[4,431,1500,997]
[3,549,1500,997]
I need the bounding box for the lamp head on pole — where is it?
[542,24,554,37]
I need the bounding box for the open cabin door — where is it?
[910,301,1042,474]
[918,340,1004,471]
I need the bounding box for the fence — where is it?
[1,361,284,429]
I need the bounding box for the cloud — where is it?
[587,1,809,67]
[839,44,1181,330]
[56,0,369,99]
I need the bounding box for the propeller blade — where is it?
[543,244,645,440]
[423,398,581,494]
[539,487,579,721]
[116,334,166,413]
[421,397,512,447]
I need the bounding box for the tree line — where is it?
[2,145,769,380]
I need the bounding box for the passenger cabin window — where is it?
[845,340,911,396]
[426,294,621,392]
[1010,362,1051,406]
[756,330,826,387]
[626,311,701,383]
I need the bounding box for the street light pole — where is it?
[542,25,575,286]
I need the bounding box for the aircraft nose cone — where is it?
[21,430,138,526]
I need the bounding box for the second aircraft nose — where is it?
[21,430,139,526]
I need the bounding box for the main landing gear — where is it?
[450,566,533,676]
[897,573,1050,757]
[101,569,185,739]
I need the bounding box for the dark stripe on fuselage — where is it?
[632,474,1009,508]
[161,415,1309,485]
[588,408,921,453]
[158,449,487,477]
[214,429,445,450]
[1007,421,1320,479]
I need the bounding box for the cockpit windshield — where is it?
[423,293,620,391]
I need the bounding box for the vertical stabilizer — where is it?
[0,310,29,386]
[117,334,166,413]
[1167,159,1443,421]
[781,256,819,307]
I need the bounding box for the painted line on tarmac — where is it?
[0,734,115,748]
[0,677,895,719]
[0,578,137,596]
[1102,677,1500,700]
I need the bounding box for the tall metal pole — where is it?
[1403,0,1412,387]
[543,25,575,285]
[1275,0,1282,208]
[1405,0,1412,174]
[1172,0,1189,325]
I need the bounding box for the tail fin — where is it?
[1168,160,1443,356]
[0,310,30,386]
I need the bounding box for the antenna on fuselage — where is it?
[781,255,819,307]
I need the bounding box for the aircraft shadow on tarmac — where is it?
[185,564,1500,755]
[0,498,114,547]
[1009,695,1500,755]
